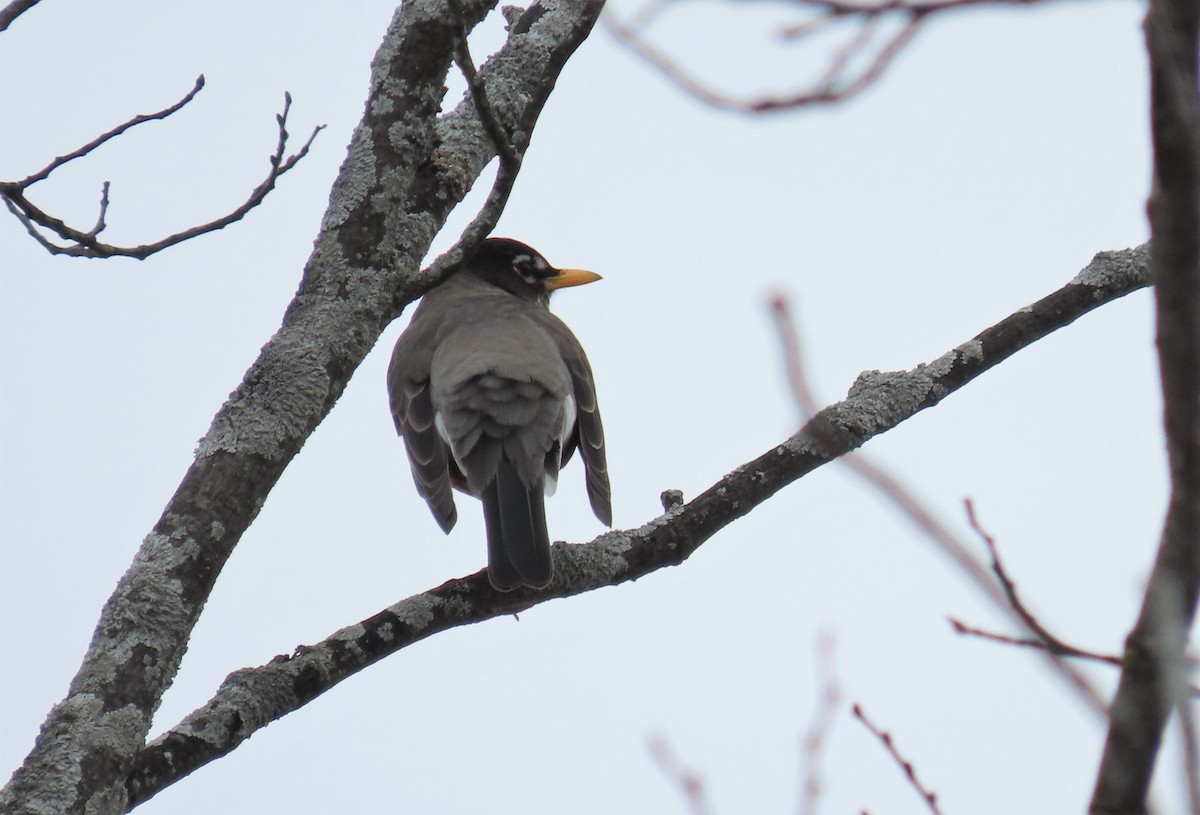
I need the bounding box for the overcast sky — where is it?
[2,0,1187,813]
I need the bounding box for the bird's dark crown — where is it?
[463,238,557,305]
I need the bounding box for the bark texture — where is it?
[0,2,604,813]
[1091,0,1200,811]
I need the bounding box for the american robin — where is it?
[387,238,611,591]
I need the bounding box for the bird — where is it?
[387,238,611,591]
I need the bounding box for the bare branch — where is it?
[126,245,1150,803]
[964,499,1126,667]
[608,0,1056,114]
[769,295,1107,712]
[1091,0,1200,809]
[0,0,43,32]
[649,736,714,815]
[948,618,1123,668]
[782,0,1039,31]
[12,76,206,189]
[0,80,325,259]
[852,703,943,815]
[605,8,923,113]
[799,632,842,815]
[87,182,111,239]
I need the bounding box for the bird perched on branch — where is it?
[387,238,611,591]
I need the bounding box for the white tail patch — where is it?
[435,411,468,472]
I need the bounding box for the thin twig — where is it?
[782,0,1038,32]
[611,0,1051,114]
[87,182,110,238]
[648,735,714,815]
[799,632,842,815]
[852,703,943,815]
[769,294,1107,712]
[965,500,1125,666]
[605,6,923,113]
[12,76,207,189]
[947,618,1124,666]
[1,89,324,259]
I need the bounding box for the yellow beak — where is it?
[545,267,603,291]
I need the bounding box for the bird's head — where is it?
[464,238,602,307]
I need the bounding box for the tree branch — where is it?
[1091,0,1200,810]
[126,244,1150,805]
[964,499,1127,666]
[0,82,325,259]
[948,618,1124,668]
[12,76,207,189]
[0,0,41,31]
[852,703,943,815]
[605,0,1046,114]
[0,1,605,813]
[770,295,1107,712]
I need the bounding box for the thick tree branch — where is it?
[1091,0,1200,811]
[126,245,1150,804]
[0,0,40,31]
[0,2,605,814]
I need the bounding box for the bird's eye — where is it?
[512,254,541,284]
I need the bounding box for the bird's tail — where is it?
[481,459,552,591]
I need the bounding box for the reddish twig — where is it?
[769,294,1107,712]
[948,617,1123,666]
[852,703,943,815]
[1,81,324,259]
[648,735,714,815]
[781,0,1038,35]
[605,8,923,113]
[964,499,1127,666]
[13,75,207,189]
[607,0,1052,114]
[799,632,843,815]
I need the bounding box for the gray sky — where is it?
[2,1,1185,813]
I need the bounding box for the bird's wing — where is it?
[387,304,458,533]
[533,312,612,527]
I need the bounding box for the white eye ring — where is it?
[512,253,545,284]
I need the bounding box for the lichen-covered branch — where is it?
[0,2,605,813]
[128,244,1150,806]
[1090,0,1200,811]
